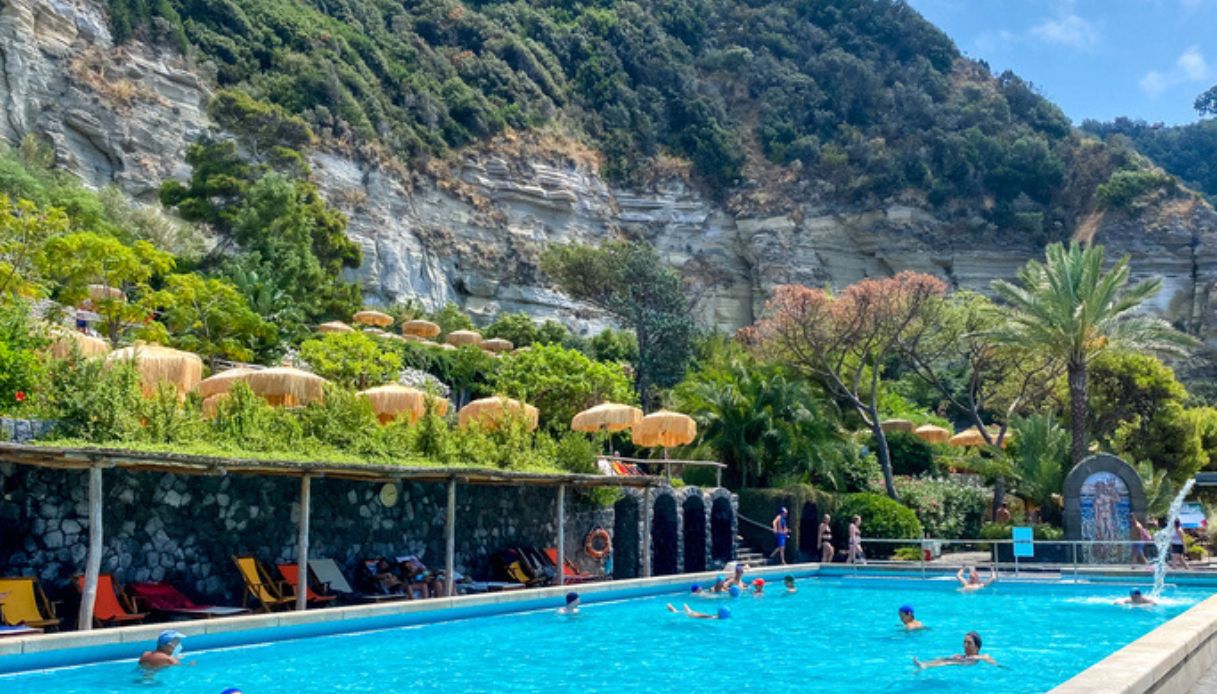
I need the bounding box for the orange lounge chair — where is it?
[73,574,147,628]
[543,548,599,584]
[276,563,337,605]
[233,556,294,612]
[0,577,61,631]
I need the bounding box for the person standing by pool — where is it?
[1131,515,1152,565]
[818,514,834,563]
[913,631,997,669]
[769,508,790,564]
[847,515,865,565]
[558,592,580,615]
[1170,518,1192,570]
[898,605,924,630]
[139,630,190,670]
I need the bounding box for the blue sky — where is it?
[908,0,1217,125]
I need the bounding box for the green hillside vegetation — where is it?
[1082,116,1217,204]
[105,0,1167,239]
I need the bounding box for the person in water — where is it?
[783,575,797,594]
[751,578,765,596]
[725,562,747,589]
[1116,588,1155,607]
[913,631,997,669]
[667,603,731,620]
[558,592,580,615]
[956,566,997,591]
[139,630,190,670]
[898,605,924,630]
[1170,518,1192,570]
[818,513,835,563]
[711,574,728,593]
[1131,514,1152,565]
[770,507,791,565]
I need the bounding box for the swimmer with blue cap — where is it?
[711,574,727,593]
[899,605,924,630]
[139,629,191,670]
[558,591,580,615]
[666,603,731,620]
[1116,588,1155,607]
[728,585,741,598]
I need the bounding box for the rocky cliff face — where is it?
[4,0,1217,358]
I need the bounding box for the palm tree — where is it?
[991,242,1196,466]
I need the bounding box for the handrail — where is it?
[603,455,727,487]
[736,512,774,532]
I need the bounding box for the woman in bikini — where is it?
[818,514,834,563]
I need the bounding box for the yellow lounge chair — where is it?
[233,556,294,612]
[0,577,61,631]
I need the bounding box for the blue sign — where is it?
[1012,526,1034,558]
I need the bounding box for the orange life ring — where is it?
[585,528,611,559]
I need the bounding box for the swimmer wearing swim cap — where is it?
[711,575,727,593]
[898,605,924,630]
[751,578,765,596]
[558,591,580,615]
[139,630,190,670]
[1116,588,1155,607]
[667,603,730,620]
[729,585,741,598]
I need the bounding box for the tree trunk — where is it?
[871,424,899,500]
[1068,360,1088,467]
[992,477,1005,521]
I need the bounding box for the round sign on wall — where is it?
[379,482,399,508]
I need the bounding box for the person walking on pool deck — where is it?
[770,507,791,564]
[914,631,997,670]
[1131,514,1152,565]
[847,515,865,565]
[818,514,834,563]
[1170,518,1192,570]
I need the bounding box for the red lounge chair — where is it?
[543,548,599,584]
[73,574,147,628]
[277,563,338,605]
[127,582,250,619]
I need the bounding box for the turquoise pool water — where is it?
[1,575,1206,693]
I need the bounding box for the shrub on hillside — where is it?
[894,476,989,539]
[873,431,934,476]
[835,493,923,541]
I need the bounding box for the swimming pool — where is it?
[0,574,1206,693]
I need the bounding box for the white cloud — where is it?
[1029,14,1098,49]
[1139,46,1211,97]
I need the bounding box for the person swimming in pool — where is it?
[728,585,742,599]
[725,562,747,589]
[711,574,728,594]
[139,630,192,670]
[751,578,765,596]
[1116,588,1155,607]
[557,592,580,615]
[783,575,797,594]
[956,566,996,591]
[667,603,730,620]
[898,605,924,630]
[913,631,997,669]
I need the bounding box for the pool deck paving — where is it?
[1190,663,1217,693]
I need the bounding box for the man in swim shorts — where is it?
[139,630,188,670]
[770,507,790,565]
[914,631,997,669]
[898,605,924,630]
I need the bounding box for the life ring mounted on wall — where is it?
[585,527,611,559]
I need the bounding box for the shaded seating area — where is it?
[0,577,60,631]
[308,558,405,604]
[543,548,600,584]
[72,574,146,628]
[126,582,250,619]
[276,563,338,606]
[233,556,295,612]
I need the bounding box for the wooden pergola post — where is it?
[642,485,652,578]
[77,465,103,631]
[295,474,311,612]
[444,477,456,597]
[554,484,566,587]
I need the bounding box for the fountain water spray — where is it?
[1150,478,1196,597]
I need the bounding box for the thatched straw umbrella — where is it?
[364,327,387,336]
[445,330,483,347]
[399,333,422,343]
[201,393,228,419]
[572,402,644,434]
[358,384,450,424]
[402,320,441,338]
[316,321,355,334]
[245,367,328,407]
[914,424,951,445]
[458,396,538,431]
[106,344,203,398]
[631,410,697,449]
[948,428,989,447]
[354,310,393,328]
[196,367,258,400]
[47,328,110,359]
[880,419,915,434]
[481,337,514,353]
[86,284,124,304]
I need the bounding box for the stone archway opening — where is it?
[612,495,640,579]
[683,495,707,573]
[652,494,679,576]
[711,496,734,564]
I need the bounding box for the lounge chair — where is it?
[73,574,147,628]
[0,624,42,637]
[543,548,600,584]
[276,563,338,606]
[127,582,250,619]
[232,556,294,612]
[308,559,404,604]
[517,547,557,583]
[0,577,61,631]
[491,549,547,587]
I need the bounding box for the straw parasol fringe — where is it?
[245,367,328,407]
[201,393,228,419]
[631,410,697,448]
[458,396,538,432]
[481,337,513,353]
[445,330,483,347]
[948,428,1007,448]
[354,310,394,327]
[879,419,915,434]
[914,424,951,445]
[196,367,258,400]
[316,321,355,334]
[357,384,448,424]
[106,344,204,398]
[572,402,644,433]
[86,284,125,304]
[47,328,110,359]
[402,320,441,338]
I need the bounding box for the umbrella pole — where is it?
[664,448,671,483]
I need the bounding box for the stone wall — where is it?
[0,462,736,624]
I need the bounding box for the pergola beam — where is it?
[295,474,311,612]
